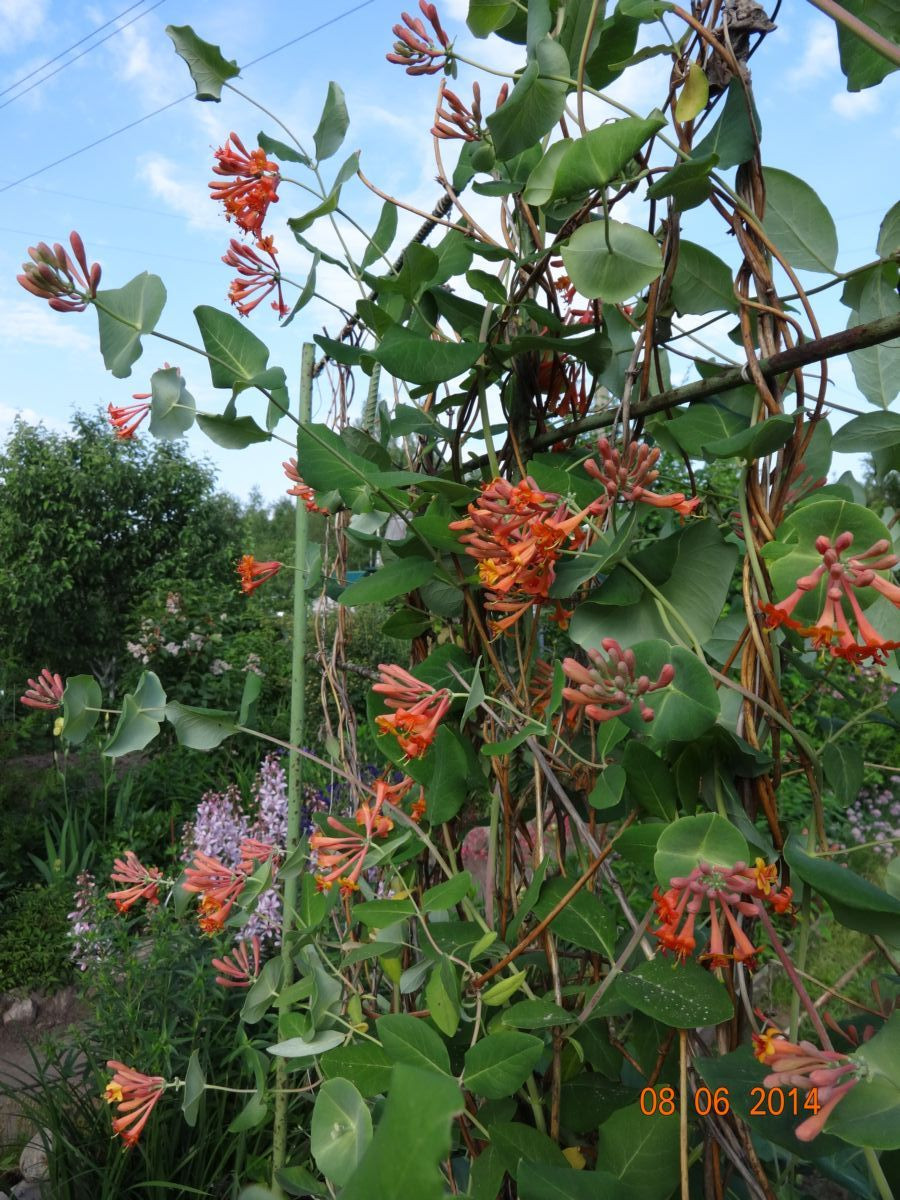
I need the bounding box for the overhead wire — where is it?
[0,0,377,196]
[0,1,168,112]
[0,0,154,98]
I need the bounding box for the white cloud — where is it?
[0,299,95,353]
[787,20,839,88]
[0,401,69,439]
[137,154,221,232]
[0,0,49,51]
[831,89,881,119]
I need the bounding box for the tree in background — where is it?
[0,410,241,699]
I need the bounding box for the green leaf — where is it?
[194,305,269,388]
[532,877,616,956]
[833,410,900,451]
[481,970,529,1007]
[181,1050,205,1128]
[376,1014,451,1076]
[822,741,864,806]
[422,872,474,913]
[95,272,166,378]
[588,763,627,811]
[257,131,310,165]
[267,1031,346,1060]
[486,37,570,160]
[524,112,666,206]
[519,1163,624,1200]
[467,0,516,37]
[693,78,760,169]
[361,201,399,271]
[373,326,485,385]
[835,0,899,91]
[281,252,319,329]
[784,834,900,938]
[240,956,285,1024]
[227,1095,268,1133]
[339,557,435,606]
[103,670,167,757]
[703,412,796,462]
[320,1042,393,1098]
[313,81,349,162]
[499,999,570,1029]
[238,672,262,727]
[165,701,239,750]
[352,898,416,927]
[827,1014,900,1148]
[148,366,195,438]
[645,152,718,211]
[596,1101,679,1198]
[425,957,461,1037]
[845,264,900,408]
[196,412,271,449]
[616,957,734,1027]
[60,675,102,745]
[670,241,737,316]
[489,1122,569,1178]
[339,1065,462,1200]
[761,166,840,274]
[630,642,719,745]
[585,9,640,89]
[561,219,663,302]
[623,741,676,820]
[311,1078,372,1186]
[877,199,900,258]
[674,62,708,122]
[463,1032,544,1099]
[165,25,239,100]
[654,813,749,886]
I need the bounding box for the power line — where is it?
[0,0,153,98]
[0,0,377,197]
[0,0,168,113]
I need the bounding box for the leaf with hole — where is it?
[311,1078,372,1186]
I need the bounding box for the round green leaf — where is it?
[561,219,663,302]
[60,674,102,745]
[95,272,167,379]
[629,642,720,745]
[149,366,196,438]
[311,1078,373,1186]
[615,956,734,1027]
[463,1032,544,1098]
[761,167,838,274]
[654,813,749,886]
[763,498,892,621]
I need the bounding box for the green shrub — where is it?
[0,882,73,993]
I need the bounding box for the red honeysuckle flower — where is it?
[210,133,280,238]
[223,235,288,317]
[562,640,675,725]
[105,1061,166,1148]
[431,79,508,140]
[752,1029,860,1141]
[652,858,793,969]
[387,2,451,75]
[762,532,900,664]
[310,780,395,894]
[107,851,162,912]
[107,398,150,440]
[237,555,283,594]
[584,437,701,518]
[20,668,64,711]
[17,231,101,312]
[373,663,438,709]
[375,690,451,758]
[282,458,329,513]
[183,851,247,933]
[212,935,261,988]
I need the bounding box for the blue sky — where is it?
[2,0,897,504]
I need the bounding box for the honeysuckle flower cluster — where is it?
[762,532,900,664]
[584,437,701,517]
[17,230,101,312]
[309,779,396,895]
[223,235,288,318]
[107,851,163,913]
[183,837,279,935]
[283,457,329,512]
[20,667,64,710]
[209,132,280,238]
[449,476,599,635]
[105,1061,167,1149]
[652,858,793,967]
[211,935,261,988]
[237,554,283,594]
[373,662,452,758]
[562,641,675,725]
[752,1029,860,1141]
[387,2,452,76]
[431,79,508,140]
